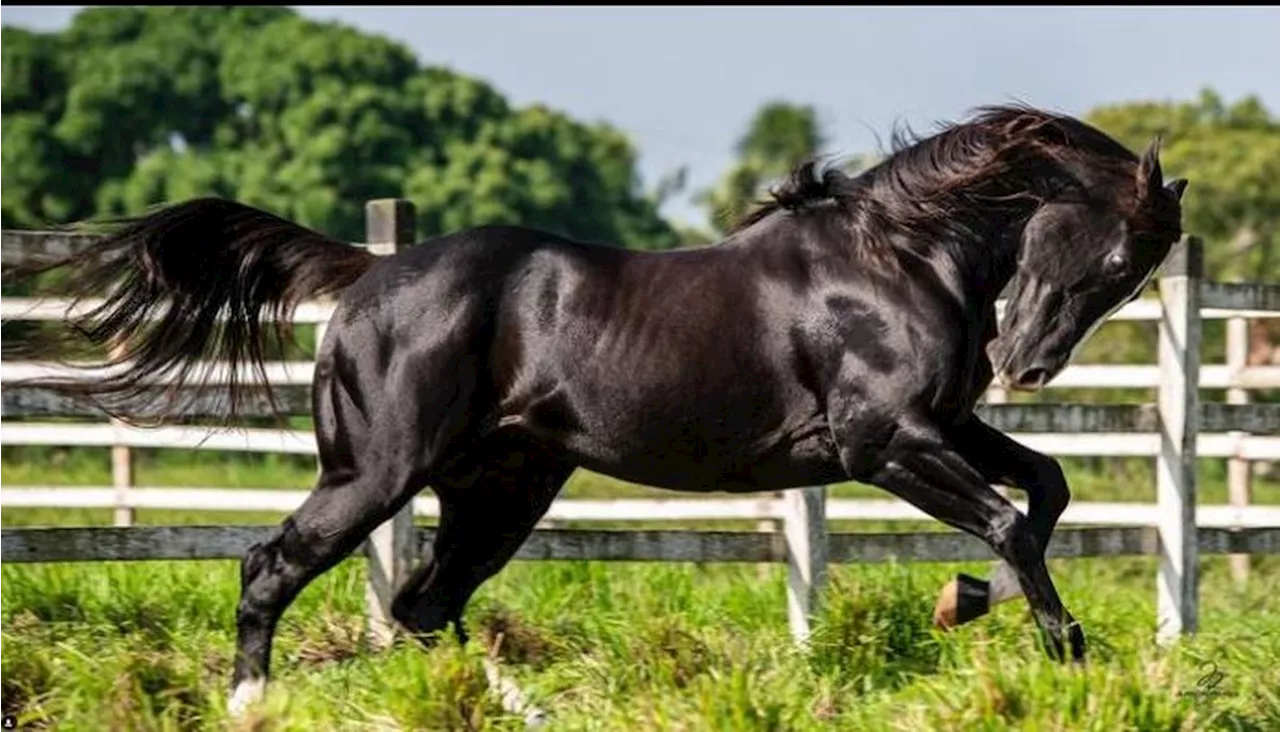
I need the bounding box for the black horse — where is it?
[6,104,1186,715]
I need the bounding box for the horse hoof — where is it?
[933,579,960,630]
[933,573,990,630]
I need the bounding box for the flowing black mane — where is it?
[730,105,1140,238]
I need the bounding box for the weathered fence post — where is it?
[108,340,135,526]
[363,199,418,648]
[1225,315,1252,584]
[985,379,1009,407]
[783,485,828,643]
[1156,235,1202,644]
[111,438,135,526]
[756,491,782,581]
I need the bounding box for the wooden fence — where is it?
[2,198,1279,645]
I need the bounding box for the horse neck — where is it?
[923,198,1032,316]
[858,146,1049,311]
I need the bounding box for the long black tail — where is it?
[2,198,376,426]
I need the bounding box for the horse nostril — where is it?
[1013,367,1050,391]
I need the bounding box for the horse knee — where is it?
[236,520,318,621]
[987,507,1033,559]
[237,541,276,617]
[1030,457,1069,512]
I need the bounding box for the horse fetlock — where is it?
[392,596,460,643]
[1034,611,1087,664]
[1063,615,1087,663]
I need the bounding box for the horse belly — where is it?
[543,398,845,493]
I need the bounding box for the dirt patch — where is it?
[108,649,205,732]
[292,613,368,668]
[651,623,716,689]
[474,605,557,669]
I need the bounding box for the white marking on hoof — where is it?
[989,561,1023,605]
[228,677,265,717]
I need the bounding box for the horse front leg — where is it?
[836,414,1084,662]
[931,417,1071,630]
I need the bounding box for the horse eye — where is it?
[1103,252,1127,276]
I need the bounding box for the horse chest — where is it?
[928,317,999,421]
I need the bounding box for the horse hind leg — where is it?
[391,439,574,646]
[229,463,422,716]
[229,338,480,716]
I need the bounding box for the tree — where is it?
[407,105,678,249]
[1,27,81,226]
[696,101,828,235]
[735,102,828,181]
[1,7,680,249]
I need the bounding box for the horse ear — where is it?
[1166,177,1189,202]
[1137,136,1163,201]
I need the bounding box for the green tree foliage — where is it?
[735,102,829,180]
[1,7,679,249]
[2,26,80,225]
[696,101,828,235]
[406,105,678,246]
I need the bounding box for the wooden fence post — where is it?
[756,491,782,581]
[1225,315,1252,584]
[363,199,418,648]
[783,485,828,643]
[111,439,134,526]
[1156,235,1202,645]
[108,340,134,526]
[985,380,1009,407]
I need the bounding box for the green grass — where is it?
[3,448,1279,729]
[2,553,1278,730]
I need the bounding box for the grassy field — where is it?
[3,447,1279,730]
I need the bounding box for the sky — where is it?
[4,6,1279,229]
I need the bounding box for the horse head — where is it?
[990,137,1188,390]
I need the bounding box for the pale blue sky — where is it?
[5,6,1279,229]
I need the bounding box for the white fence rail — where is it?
[5,487,1280,528]
[3,201,1279,646]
